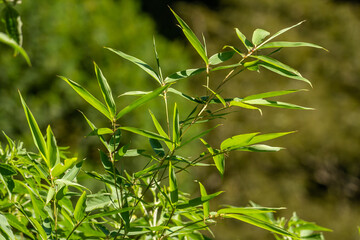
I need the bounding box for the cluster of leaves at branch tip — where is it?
[0,7,331,240]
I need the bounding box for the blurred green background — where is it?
[1,0,360,239]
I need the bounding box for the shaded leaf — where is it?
[149,138,165,157]
[120,126,172,143]
[172,103,180,146]
[165,68,205,83]
[0,213,14,240]
[0,32,30,65]
[209,51,235,65]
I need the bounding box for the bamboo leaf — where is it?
[250,55,300,76]
[46,125,60,169]
[170,8,208,64]
[248,131,295,145]
[0,32,30,66]
[105,47,161,84]
[199,182,209,219]
[29,217,47,240]
[220,133,259,151]
[0,213,15,240]
[149,110,172,150]
[74,191,87,222]
[252,29,270,46]
[80,111,110,150]
[243,89,307,101]
[59,76,111,120]
[180,124,220,148]
[165,68,205,83]
[258,41,327,51]
[241,144,284,152]
[116,84,171,120]
[177,191,223,209]
[94,62,116,117]
[119,126,172,143]
[205,86,226,107]
[5,214,35,239]
[51,157,78,178]
[225,214,298,239]
[200,138,225,176]
[218,207,285,214]
[169,161,178,203]
[87,207,135,220]
[230,100,262,114]
[208,51,235,65]
[149,138,165,157]
[172,103,180,146]
[235,28,254,51]
[19,91,47,161]
[243,99,314,110]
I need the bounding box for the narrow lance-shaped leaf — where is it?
[94,62,116,118]
[170,8,208,64]
[46,125,60,169]
[250,55,300,76]
[172,103,180,146]
[149,110,173,150]
[165,68,206,83]
[177,191,223,209]
[220,133,259,151]
[80,111,110,150]
[74,191,87,222]
[200,138,225,176]
[209,51,235,65]
[248,131,295,145]
[119,126,172,143]
[169,161,178,203]
[105,47,161,85]
[0,213,15,240]
[116,84,172,120]
[242,89,307,101]
[51,157,78,178]
[19,91,47,161]
[258,41,327,51]
[252,29,270,46]
[199,182,209,219]
[59,76,111,120]
[153,36,164,82]
[235,28,254,51]
[243,99,314,110]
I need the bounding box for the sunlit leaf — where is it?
[199,182,209,219]
[235,28,254,51]
[120,126,172,143]
[200,138,225,176]
[170,8,208,64]
[5,214,35,239]
[172,103,180,146]
[0,213,15,240]
[51,157,78,178]
[243,98,314,110]
[149,110,172,150]
[0,32,30,66]
[220,133,259,151]
[165,68,205,83]
[169,161,178,203]
[250,55,300,76]
[177,191,223,209]
[243,89,307,101]
[46,125,60,169]
[106,47,161,84]
[258,41,327,51]
[74,191,87,222]
[209,51,235,65]
[252,29,270,46]
[218,207,284,214]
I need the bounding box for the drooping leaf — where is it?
[119,90,151,97]
[200,138,225,176]
[235,28,254,51]
[2,5,22,45]
[170,8,208,64]
[258,41,327,51]
[243,98,314,110]
[116,84,171,120]
[94,62,116,118]
[248,131,295,145]
[169,161,178,203]
[74,191,87,222]
[252,29,270,46]
[199,182,209,219]
[167,88,202,104]
[19,91,47,160]
[165,68,206,83]
[208,51,235,65]
[0,32,30,66]
[224,214,298,239]
[59,76,111,120]
[105,47,161,84]
[149,110,172,150]
[230,100,262,114]
[259,62,312,86]
[120,126,172,143]
[250,55,300,76]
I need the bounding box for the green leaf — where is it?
[205,86,226,107]
[120,126,172,143]
[225,214,298,239]
[46,187,55,205]
[167,88,201,104]
[62,160,84,181]
[177,191,223,209]
[243,89,307,101]
[165,68,205,83]
[51,157,78,178]
[116,84,171,120]
[5,214,35,239]
[105,47,161,84]
[80,111,110,150]
[220,133,259,151]
[250,55,300,76]
[87,207,135,220]
[46,125,60,169]
[169,161,178,203]
[235,28,254,51]
[248,131,295,145]
[29,217,47,240]
[119,90,151,97]
[257,21,306,49]
[242,144,283,152]
[0,32,30,66]
[85,193,112,211]
[88,128,114,136]
[74,191,87,222]
[243,98,314,110]
[149,138,165,157]
[258,41,327,51]
[230,100,262,114]
[19,91,47,160]
[94,62,116,117]
[199,182,209,219]
[208,51,235,65]
[170,8,208,64]
[0,164,17,176]
[200,138,225,176]
[259,62,312,86]
[252,29,270,46]
[59,76,111,120]
[149,110,172,150]
[180,124,219,148]
[0,213,15,240]
[172,103,180,146]
[218,207,285,214]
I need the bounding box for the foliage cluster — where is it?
[0,8,330,240]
